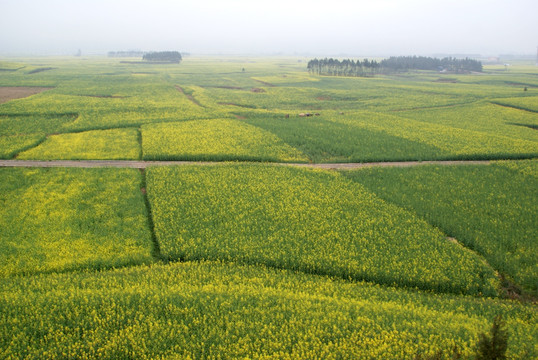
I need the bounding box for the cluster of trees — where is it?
[381,56,482,72]
[307,58,380,77]
[143,51,182,63]
[307,56,482,77]
[108,51,145,57]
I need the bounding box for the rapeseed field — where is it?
[0,56,536,359]
[147,164,499,296]
[1,262,536,359]
[345,160,538,296]
[0,167,153,276]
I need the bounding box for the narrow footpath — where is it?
[0,159,492,169]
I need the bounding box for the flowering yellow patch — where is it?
[1,261,536,359]
[329,110,538,158]
[493,96,538,112]
[142,119,309,162]
[495,159,538,178]
[17,128,141,160]
[0,134,44,159]
[147,164,499,296]
[0,167,153,276]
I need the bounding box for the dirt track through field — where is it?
[175,85,204,107]
[0,159,492,170]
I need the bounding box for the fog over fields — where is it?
[0,0,537,56]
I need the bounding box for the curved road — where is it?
[0,159,492,170]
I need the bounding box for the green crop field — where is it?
[344,160,538,296]
[1,57,536,162]
[0,56,536,359]
[492,96,538,113]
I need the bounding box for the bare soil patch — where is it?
[316,96,331,101]
[251,88,266,93]
[446,237,459,244]
[0,87,53,104]
[500,274,537,303]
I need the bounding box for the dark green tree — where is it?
[475,315,509,360]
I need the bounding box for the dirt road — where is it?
[0,159,492,170]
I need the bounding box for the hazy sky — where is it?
[1,0,537,56]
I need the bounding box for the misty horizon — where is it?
[1,0,537,57]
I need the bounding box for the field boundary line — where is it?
[175,85,204,107]
[490,101,538,114]
[139,169,164,262]
[286,160,493,170]
[0,159,498,169]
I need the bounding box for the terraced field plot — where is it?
[0,167,153,277]
[241,114,447,162]
[1,261,536,359]
[18,128,141,160]
[344,160,538,296]
[0,134,44,159]
[0,57,536,163]
[394,102,538,142]
[493,95,538,112]
[328,110,537,160]
[141,119,308,162]
[147,164,498,296]
[0,113,78,137]
[0,78,211,131]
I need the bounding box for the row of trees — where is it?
[307,56,482,76]
[381,56,482,72]
[142,51,182,63]
[108,51,145,58]
[307,58,380,77]
[108,51,183,64]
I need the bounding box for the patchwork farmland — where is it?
[0,56,536,359]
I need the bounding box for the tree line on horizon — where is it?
[307,56,482,77]
[143,51,182,63]
[108,51,145,58]
[108,51,182,63]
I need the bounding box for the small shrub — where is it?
[475,315,509,360]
